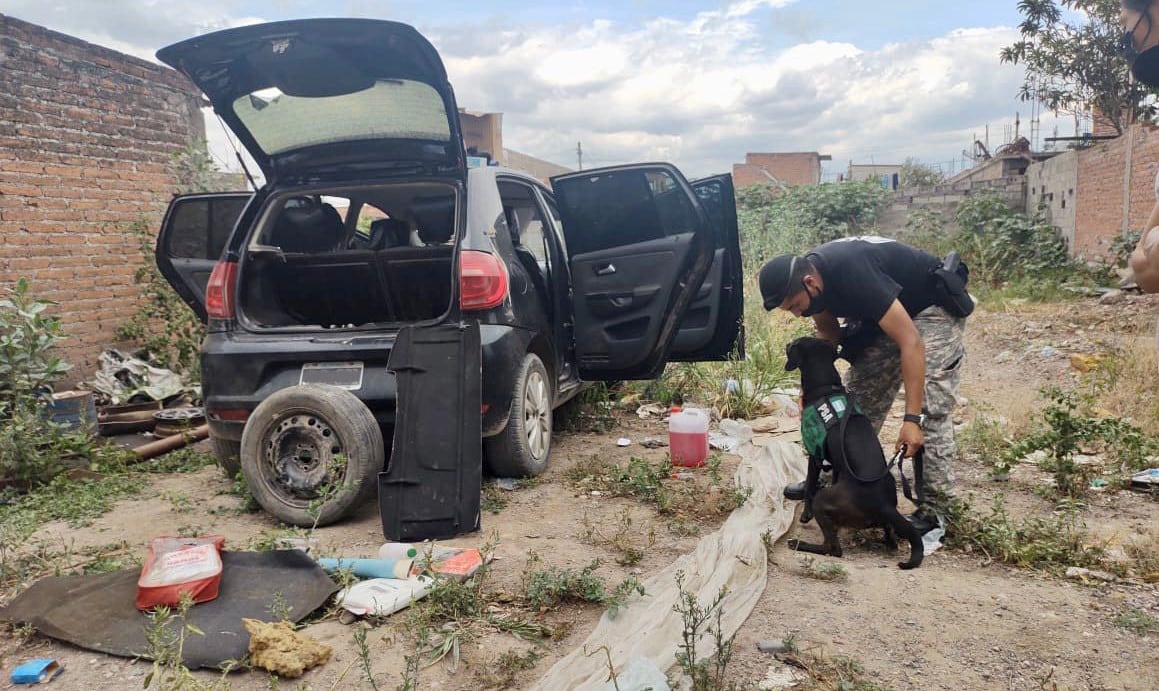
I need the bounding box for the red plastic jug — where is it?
[668,407,709,467]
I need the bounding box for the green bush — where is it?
[0,278,71,413]
[114,219,205,378]
[737,179,891,268]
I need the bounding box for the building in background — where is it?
[458,109,572,185]
[732,152,831,188]
[847,163,904,189]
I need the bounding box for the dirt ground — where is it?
[2,295,1159,690]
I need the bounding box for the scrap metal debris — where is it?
[88,349,194,406]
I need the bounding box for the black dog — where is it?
[784,337,923,570]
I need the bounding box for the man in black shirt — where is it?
[759,237,971,532]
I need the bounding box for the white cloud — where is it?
[5,1,1069,179]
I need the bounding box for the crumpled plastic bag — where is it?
[88,349,192,405]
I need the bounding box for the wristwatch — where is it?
[903,413,926,427]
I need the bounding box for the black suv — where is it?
[154,19,743,535]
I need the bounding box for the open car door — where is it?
[550,163,717,380]
[155,192,252,322]
[670,174,745,361]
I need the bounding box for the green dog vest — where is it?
[800,393,860,459]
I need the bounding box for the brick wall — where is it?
[1073,123,1159,261]
[0,14,205,376]
[733,152,822,187]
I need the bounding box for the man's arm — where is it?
[813,312,841,345]
[877,300,925,454]
[1130,203,1159,293]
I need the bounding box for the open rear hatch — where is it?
[156,18,467,182]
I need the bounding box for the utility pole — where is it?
[576,141,583,171]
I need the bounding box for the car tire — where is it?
[484,353,552,478]
[240,384,383,528]
[211,437,242,479]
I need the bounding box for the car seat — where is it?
[269,199,345,253]
[410,196,456,246]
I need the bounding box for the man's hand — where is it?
[896,421,924,457]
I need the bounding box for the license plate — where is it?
[299,362,364,390]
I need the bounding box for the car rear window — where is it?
[232,79,452,156]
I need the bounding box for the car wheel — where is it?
[240,384,383,527]
[484,353,552,477]
[211,437,242,479]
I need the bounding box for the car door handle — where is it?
[594,263,616,276]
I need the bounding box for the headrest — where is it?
[369,218,411,248]
[270,199,344,253]
[410,196,456,245]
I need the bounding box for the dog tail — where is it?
[885,509,924,570]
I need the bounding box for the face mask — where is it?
[800,280,825,317]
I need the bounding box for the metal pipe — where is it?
[132,424,209,461]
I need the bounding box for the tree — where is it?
[1000,0,1155,134]
[901,158,945,188]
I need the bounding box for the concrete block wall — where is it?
[1026,151,1077,249]
[0,14,205,374]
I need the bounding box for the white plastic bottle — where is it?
[377,542,419,560]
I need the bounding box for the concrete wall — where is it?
[1026,150,1078,249]
[848,164,902,185]
[733,152,826,187]
[504,149,572,186]
[0,14,205,373]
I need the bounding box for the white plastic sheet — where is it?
[530,435,807,690]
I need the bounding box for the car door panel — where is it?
[671,174,744,361]
[551,164,712,380]
[671,247,725,352]
[155,192,252,322]
[571,236,693,368]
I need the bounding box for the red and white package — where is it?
[136,535,226,611]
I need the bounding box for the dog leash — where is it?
[888,446,928,505]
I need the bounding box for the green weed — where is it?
[799,555,849,582]
[520,552,645,618]
[1114,608,1157,636]
[672,570,740,691]
[944,495,1110,572]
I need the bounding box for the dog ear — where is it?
[784,342,801,371]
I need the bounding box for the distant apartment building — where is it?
[732,152,831,188]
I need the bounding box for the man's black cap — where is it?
[759,254,798,310]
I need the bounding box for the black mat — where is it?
[0,550,338,670]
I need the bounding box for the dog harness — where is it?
[800,393,860,460]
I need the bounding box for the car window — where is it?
[499,180,556,284]
[554,167,697,256]
[542,195,567,256]
[232,80,452,156]
[167,196,249,260]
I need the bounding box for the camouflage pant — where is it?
[844,306,966,508]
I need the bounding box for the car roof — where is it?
[469,166,553,193]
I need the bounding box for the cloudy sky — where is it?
[5,0,1090,180]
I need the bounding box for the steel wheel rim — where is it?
[523,369,551,459]
[260,409,346,508]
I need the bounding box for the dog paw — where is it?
[787,538,801,550]
[898,561,919,570]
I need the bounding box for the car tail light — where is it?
[205,260,238,319]
[460,250,508,311]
